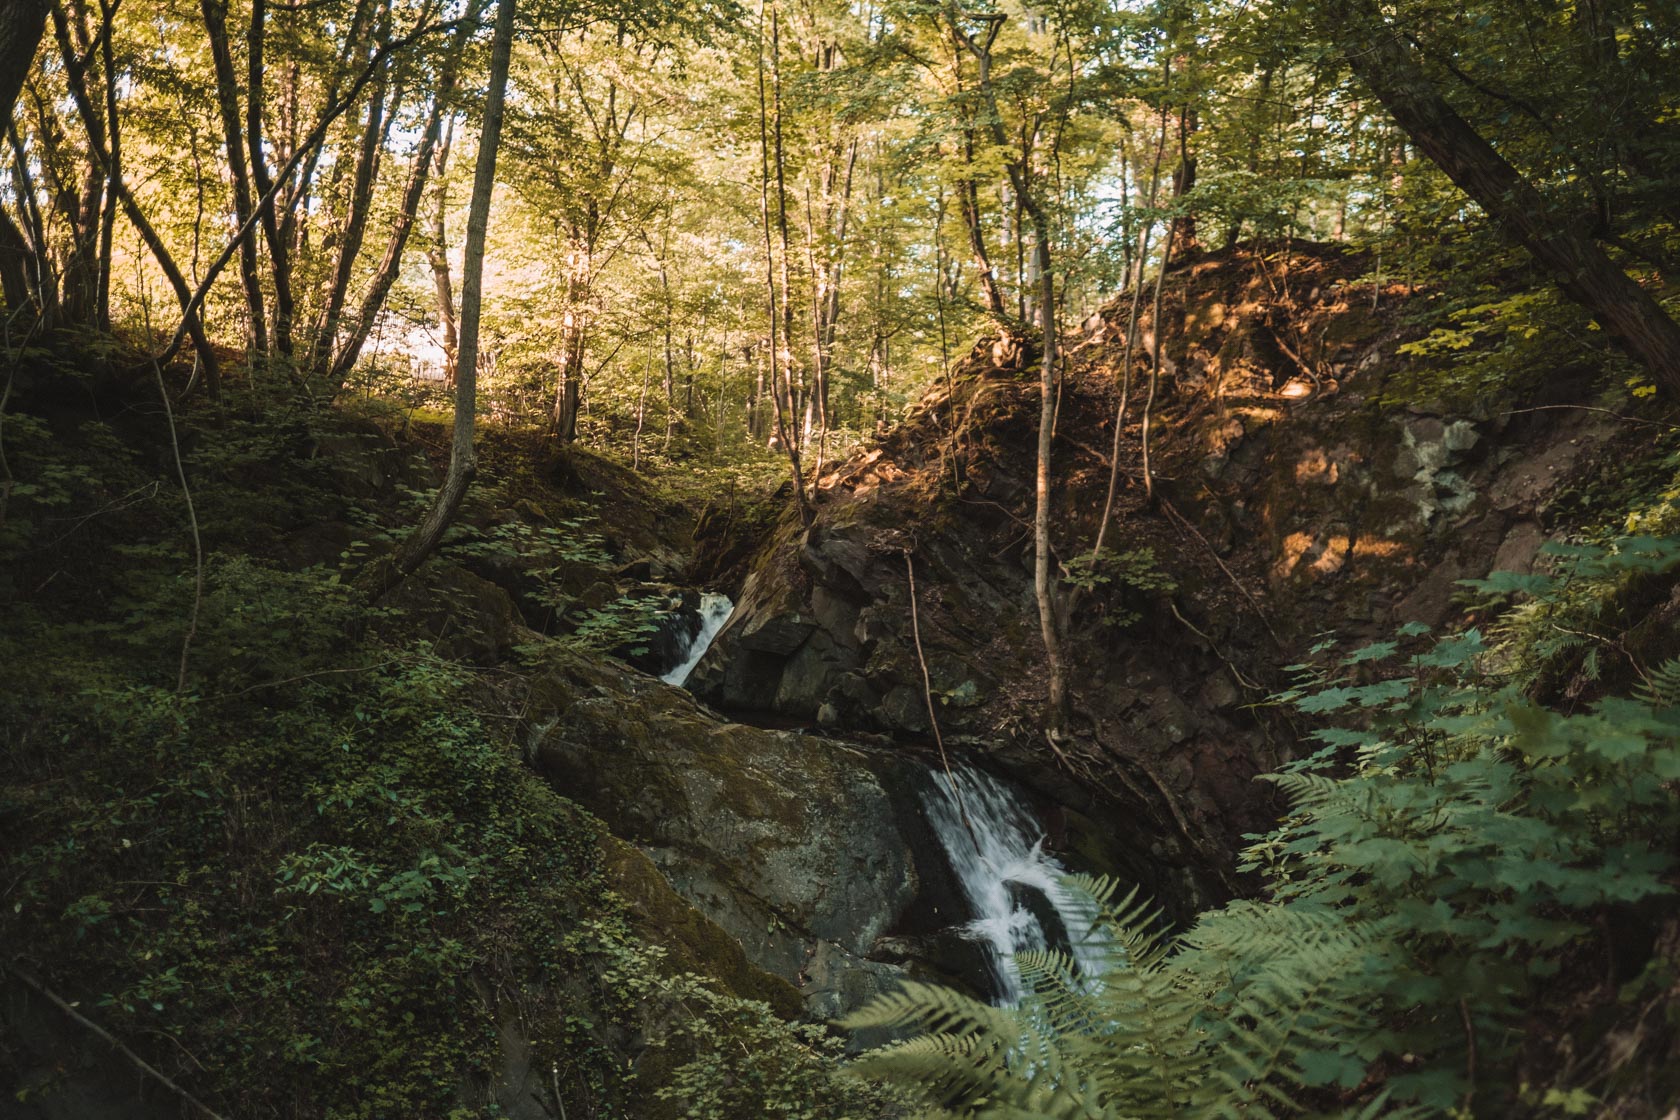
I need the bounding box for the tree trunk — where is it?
[51,4,221,393]
[0,210,33,314]
[1329,0,1680,395]
[311,8,399,384]
[770,8,803,454]
[949,20,1010,326]
[1169,105,1198,250]
[952,9,1067,735]
[0,0,48,136]
[429,117,458,385]
[201,0,269,356]
[549,245,589,443]
[325,5,481,396]
[1025,200,1067,737]
[756,0,809,525]
[5,123,55,321]
[378,0,515,595]
[246,0,297,359]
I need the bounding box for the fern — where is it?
[852,540,1680,1116]
[1635,656,1680,707]
[848,882,1386,1120]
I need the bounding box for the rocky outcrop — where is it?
[519,644,989,1017]
[686,244,1629,917]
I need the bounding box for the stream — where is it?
[661,592,735,686]
[658,594,1099,1005]
[922,765,1104,1004]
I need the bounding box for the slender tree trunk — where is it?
[325,5,480,396]
[5,123,55,320]
[953,10,1067,734]
[0,0,48,136]
[1025,197,1067,736]
[948,25,1009,325]
[1092,93,1170,562]
[1141,221,1176,502]
[54,0,105,327]
[312,10,399,383]
[1170,105,1198,250]
[958,154,1008,322]
[379,0,514,594]
[94,0,117,331]
[756,0,809,525]
[428,116,458,385]
[247,0,296,359]
[1327,0,1680,395]
[549,243,589,443]
[201,0,269,355]
[770,8,803,454]
[51,4,221,392]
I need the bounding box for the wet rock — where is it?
[524,648,962,1016]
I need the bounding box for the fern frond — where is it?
[1636,656,1680,708]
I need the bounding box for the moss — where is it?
[602,839,802,1018]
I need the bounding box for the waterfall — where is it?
[921,765,1103,1005]
[661,592,734,686]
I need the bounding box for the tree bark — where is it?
[51,4,221,393]
[200,0,269,355]
[325,3,481,396]
[756,0,809,525]
[246,0,297,359]
[1328,0,1680,395]
[6,122,55,321]
[311,5,399,384]
[428,117,458,385]
[378,0,515,596]
[0,0,48,136]
[951,9,1067,735]
[942,20,1010,326]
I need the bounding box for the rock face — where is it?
[686,243,1628,919]
[521,645,983,1017]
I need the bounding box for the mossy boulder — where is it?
[523,647,939,1017]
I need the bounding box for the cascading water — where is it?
[921,765,1104,1005]
[661,592,735,686]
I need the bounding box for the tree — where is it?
[0,0,51,316]
[0,0,47,134]
[1322,0,1680,395]
[380,0,516,593]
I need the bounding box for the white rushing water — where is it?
[921,765,1105,1005]
[661,592,735,686]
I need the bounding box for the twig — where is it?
[7,965,229,1120]
[216,657,409,699]
[44,481,162,547]
[551,1062,569,1120]
[904,549,981,857]
[1159,497,1283,649]
[155,356,205,693]
[1168,600,1264,691]
[1499,404,1680,433]
[1458,998,1477,1112]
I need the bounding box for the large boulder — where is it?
[521,647,975,1017]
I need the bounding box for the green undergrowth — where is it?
[0,356,898,1118]
[853,533,1680,1116]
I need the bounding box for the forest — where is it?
[3,0,1680,1115]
